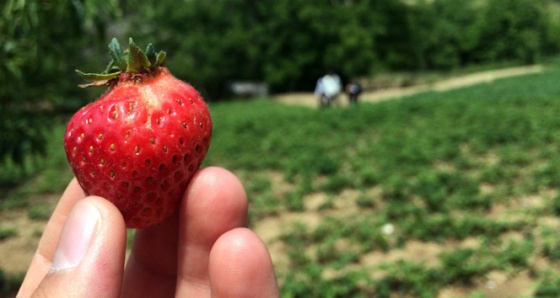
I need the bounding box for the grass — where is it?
[4,60,560,296]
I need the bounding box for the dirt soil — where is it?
[0,64,544,296]
[274,65,543,107]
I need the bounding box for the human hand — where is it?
[17,167,279,297]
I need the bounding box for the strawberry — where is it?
[64,38,212,229]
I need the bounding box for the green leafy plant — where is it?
[0,227,17,241]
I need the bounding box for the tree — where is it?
[407,0,480,70]
[0,0,123,166]
[133,0,263,99]
[472,0,552,64]
[135,0,383,94]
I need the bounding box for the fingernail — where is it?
[50,200,100,272]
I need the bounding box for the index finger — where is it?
[119,167,249,297]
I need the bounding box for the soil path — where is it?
[274,65,544,108]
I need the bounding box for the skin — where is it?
[17,167,280,297]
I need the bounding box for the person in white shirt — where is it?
[315,71,342,107]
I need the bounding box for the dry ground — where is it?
[274,65,543,108]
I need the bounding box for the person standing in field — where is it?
[314,76,326,107]
[317,71,342,107]
[345,81,362,105]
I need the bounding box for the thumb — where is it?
[31,197,127,298]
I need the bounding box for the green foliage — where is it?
[7,61,560,296]
[439,248,489,285]
[205,65,560,295]
[285,190,305,212]
[281,264,374,298]
[411,0,478,69]
[27,202,53,220]
[535,270,560,296]
[320,174,353,194]
[133,0,560,95]
[0,226,17,241]
[472,0,554,64]
[0,269,24,297]
[3,1,560,295]
[552,192,560,216]
[3,0,560,174]
[0,0,123,168]
[1,123,73,209]
[375,261,440,297]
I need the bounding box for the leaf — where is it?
[108,38,127,71]
[127,38,151,73]
[78,81,112,88]
[156,51,167,66]
[146,43,157,66]
[5,61,22,80]
[76,69,121,82]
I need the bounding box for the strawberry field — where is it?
[4,61,560,296]
[206,63,560,297]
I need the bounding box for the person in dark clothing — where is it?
[345,81,362,105]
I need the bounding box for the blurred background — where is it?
[2,0,560,168]
[3,0,560,297]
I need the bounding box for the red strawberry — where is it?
[64,38,212,229]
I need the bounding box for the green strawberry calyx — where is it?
[76,38,167,88]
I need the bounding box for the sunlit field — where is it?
[4,62,560,297]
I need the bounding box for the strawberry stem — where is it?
[76,37,167,88]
